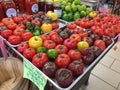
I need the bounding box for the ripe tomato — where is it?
[1,29,13,39]
[104,28,115,38]
[63,38,77,50]
[74,27,84,34]
[51,34,63,44]
[32,53,48,68]
[55,45,68,54]
[79,32,88,39]
[13,27,25,36]
[66,23,77,30]
[2,18,14,25]
[40,34,51,41]
[94,28,104,37]
[32,20,41,26]
[43,40,56,49]
[111,25,120,35]
[7,23,17,30]
[16,24,25,29]
[17,42,29,53]
[12,16,23,24]
[68,49,82,61]
[52,23,59,30]
[75,18,81,26]
[8,35,22,45]
[70,34,81,42]
[21,32,33,41]
[41,23,52,33]
[49,31,58,37]
[55,54,71,68]
[23,48,36,60]
[91,25,99,32]
[29,36,43,49]
[94,40,106,52]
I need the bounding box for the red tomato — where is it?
[23,48,36,60]
[22,13,28,19]
[55,54,71,68]
[111,25,120,35]
[52,23,59,30]
[55,45,68,54]
[1,29,13,39]
[70,34,81,42]
[7,23,17,30]
[49,31,58,37]
[43,40,56,49]
[21,32,33,41]
[32,53,48,68]
[16,24,25,29]
[79,20,86,28]
[17,42,29,53]
[8,35,22,45]
[13,16,23,24]
[51,34,63,44]
[94,40,106,52]
[68,49,82,61]
[2,18,14,25]
[13,27,25,36]
[94,28,104,37]
[66,23,77,29]
[40,34,51,41]
[79,32,88,39]
[74,27,84,34]
[104,28,115,38]
[75,18,81,26]
[91,25,99,32]
[93,16,101,22]
[31,20,41,26]
[63,38,77,50]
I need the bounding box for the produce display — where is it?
[0,11,62,45]
[0,2,120,88]
[60,0,93,21]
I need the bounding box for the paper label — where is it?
[32,4,39,13]
[6,8,17,17]
[0,36,8,60]
[23,59,47,90]
[54,9,62,17]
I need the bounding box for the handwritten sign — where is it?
[0,36,8,60]
[23,59,47,90]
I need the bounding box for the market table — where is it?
[2,35,116,90]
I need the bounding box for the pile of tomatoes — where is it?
[75,13,120,38]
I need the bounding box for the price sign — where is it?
[23,59,47,90]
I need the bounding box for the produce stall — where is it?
[0,0,120,90]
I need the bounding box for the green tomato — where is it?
[47,49,58,59]
[33,30,40,36]
[25,29,30,32]
[37,46,47,53]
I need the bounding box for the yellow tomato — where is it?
[46,11,58,21]
[28,36,43,49]
[77,41,89,51]
[89,11,97,18]
[41,23,52,33]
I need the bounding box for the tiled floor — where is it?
[80,42,120,90]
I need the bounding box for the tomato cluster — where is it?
[0,12,59,45]
[75,13,120,38]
